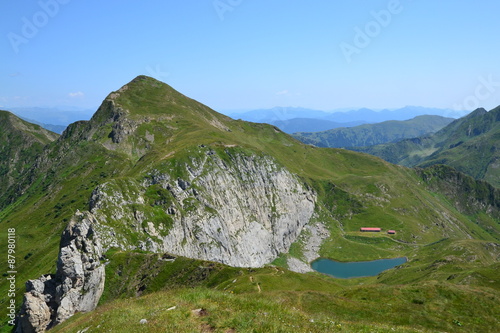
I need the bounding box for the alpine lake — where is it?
[311,257,408,279]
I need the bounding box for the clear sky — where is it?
[1,0,500,113]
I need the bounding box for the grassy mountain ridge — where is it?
[8,107,94,127]
[16,115,66,134]
[357,106,500,187]
[0,110,59,208]
[0,77,499,332]
[293,115,454,148]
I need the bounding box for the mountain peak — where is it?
[124,75,176,92]
[466,107,488,118]
[64,76,233,158]
[106,75,182,102]
[101,75,209,119]
[86,75,202,127]
[132,74,160,83]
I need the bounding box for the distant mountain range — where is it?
[229,107,329,122]
[230,106,470,133]
[293,115,454,148]
[4,106,469,135]
[322,106,468,123]
[8,106,95,125]
[269,118,366,134]
[16,116,67,134]
[354,106,500,187]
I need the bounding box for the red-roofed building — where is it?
[387,230,396,234]
[360,227,381,232]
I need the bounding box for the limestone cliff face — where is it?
[90,149,317,267]
[17,212,105,333]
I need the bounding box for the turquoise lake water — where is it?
[311,257,407,279]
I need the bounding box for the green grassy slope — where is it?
[51,250,500,333]
[0,76,499,332]
[357,107,500,187]
[0,111,59,207]
[293,115,453,148]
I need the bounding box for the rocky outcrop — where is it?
[155,152,316,267]
[90,149,317,267]
[17,211,105,332]
[287,222,331,273]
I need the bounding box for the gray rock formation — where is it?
[287,222,331,273]
[88,149,316,267]
[16,211,105,332]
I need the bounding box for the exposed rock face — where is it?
[17,211,105,332]
[16,291,51,333]
[17,150,316,331]
[157,153,316,267]
[90,150,317,267]
[287,222,331,273]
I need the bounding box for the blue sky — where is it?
[1,0,500,113]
